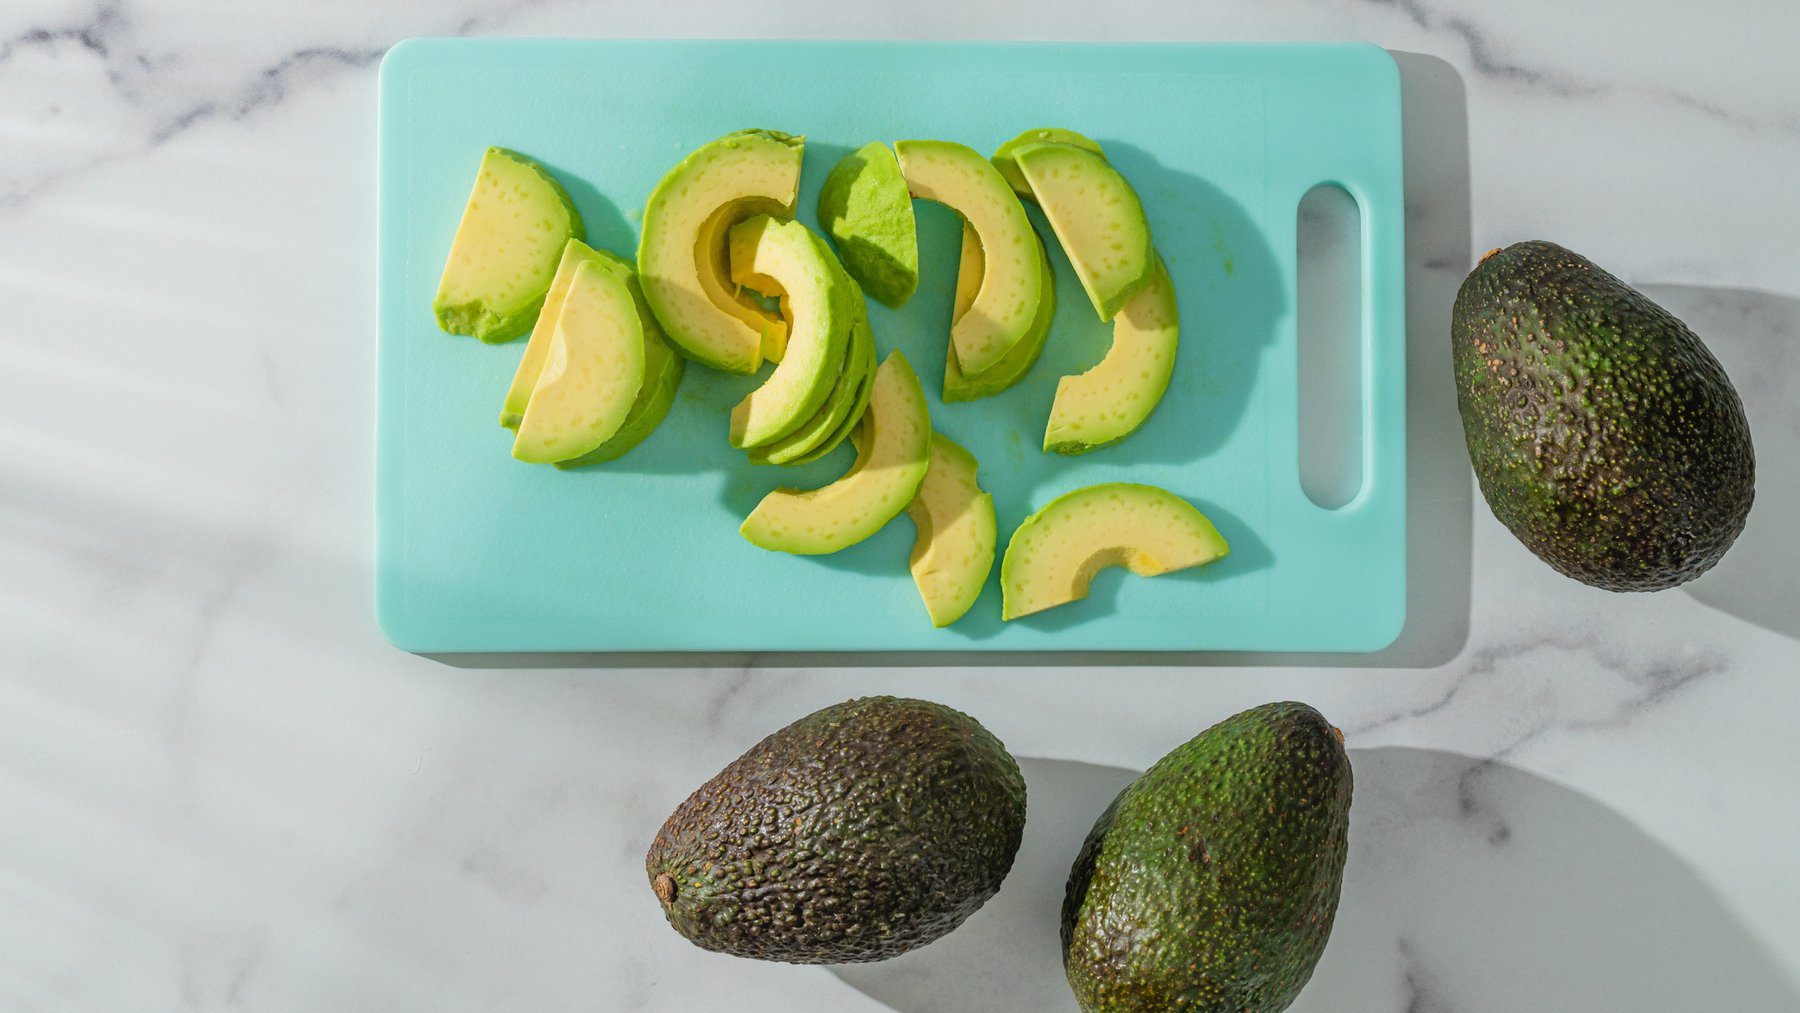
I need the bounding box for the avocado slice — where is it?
[991,127,1104,201]
[894,140,1043,376]
[1063,702,1351,1012]
[511,260,645,464]
[646,696,1025,963]
[818,142,919,308]
[501,238,606,430]
[942,222,1057,402]
[905,434,997,628]
[638,130,803,374]
[433,147,583,342]
[1000,482,1228,620]
[786,334,879,466]
[740,351,931,554]
[552,250,686,468]
[1043,254,1179,453]
[1454,240,1755,591]
[1014,141,1155,320]
[749,307,875,466]
[725,216,855,449]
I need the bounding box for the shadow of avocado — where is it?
[1636,284,1800,643]
[831,748,1800,1013]
[1009,497,1272,636]
[533,157,636,258]
[1079,141,1283,467]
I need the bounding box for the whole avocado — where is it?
[1452,241,1754,591]
[1062,702,1351,1013]
[645,696,1025,963]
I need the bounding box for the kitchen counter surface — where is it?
[4,1,1798,1010]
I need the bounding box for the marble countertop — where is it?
[5,1,1799,1010]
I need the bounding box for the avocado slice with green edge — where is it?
[818,142,919,308]
[552,250,685,468]
[991,127,1105,201]
[894,139,1044,375]
[1453,240,1755,591]
[646,696,1025,964]
[1014,141,1155,320]
[638,129,803,374]
[1000,482,1227,620]
[501,238,607,430]
[1063,702,1351,1013]
[942,221,1057,402]
[725,216,855,449]
[749,306,875,466]
[433,146,584,342]
[786,337,878,466]
[740,351,931,554]
[511,260,644,465]
[904,434,997,628]
[1043,253,1179,453]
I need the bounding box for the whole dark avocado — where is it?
[645,696,1025,963]
[1062,702,1351,1013]
[1453,241,1755,591]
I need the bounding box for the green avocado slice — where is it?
[905,433,997,627]
[1043,253,1179,454]
[1000,482,1228,620]
[1013,141,1155,320]
[434,146,584,342]
[818,142,919,308]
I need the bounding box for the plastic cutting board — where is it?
[376,39,1406,652]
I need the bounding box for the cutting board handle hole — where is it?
[1296,183,1365,510]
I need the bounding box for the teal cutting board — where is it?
[376,39,1406,653]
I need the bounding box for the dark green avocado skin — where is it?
[1062,702,1352,1013]
[645,696,1025,964]
[1453,241,1755,591]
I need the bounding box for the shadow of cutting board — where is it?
[376,39,1405,652]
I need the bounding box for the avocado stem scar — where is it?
[653,872,677,906]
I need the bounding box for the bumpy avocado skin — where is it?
[1062,702,1351,1013]
[646,696,1026,964]
[1453,241,1755,591]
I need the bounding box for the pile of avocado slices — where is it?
[432,130,1229,628]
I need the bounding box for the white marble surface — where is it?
[4,1,1799,1010]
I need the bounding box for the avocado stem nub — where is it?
[653,873,677,906]
[1479,247,1503,265]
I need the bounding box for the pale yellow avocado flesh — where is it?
[905,433,996,627]
[512,260,645,464]
[638,130,803,374]
[1043,254,1179,453]
[502,238,606,430]
[1013,141,1155,320]
[740,352,932,555]
[893,140,1042,376]
[433,147,583,342]
[725,216,854,449]
[697,201,790,362]
[942,222,1056,403]
[1000,482,1228,620]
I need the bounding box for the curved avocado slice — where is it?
[942,222,1057,402]
[512,260,645,464]
[552,250,686,468]
[749,306,875,466]
[502,238,607,430]
[434,147,584,342]
[1043,254,1178,453]
[638,130,803,374]
[726,217,854,449]
[818,142,919,308]
[1000,482,1228,620]
[786,333,878,466]
[740,352,931,555]
[1014,141,1154,320]
[905,434,996,627]
[991,128,1104,201]
[894,140,1043,376]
